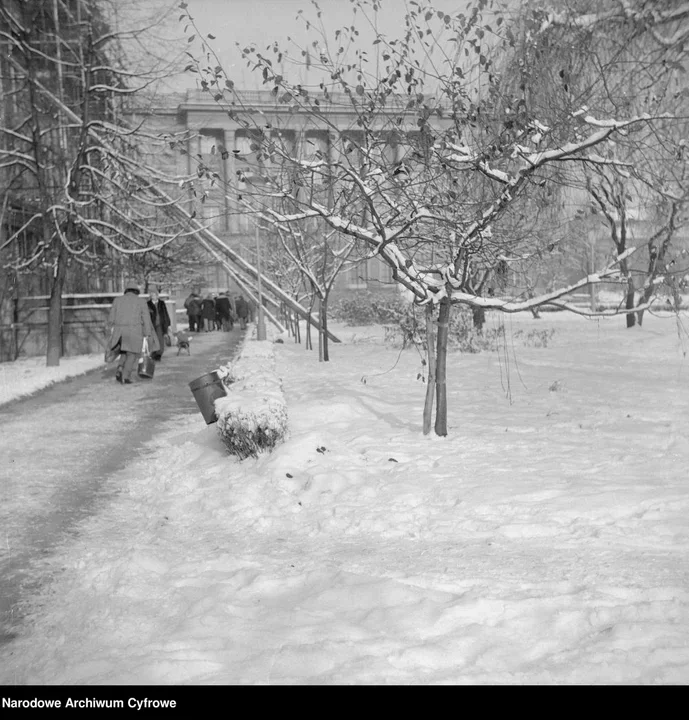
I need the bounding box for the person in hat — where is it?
[215,291,232,331]
[235,294,249,330]
[146,287,172,361]
[108,281,160,384]
[184,292,202,332]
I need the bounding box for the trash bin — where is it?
[189,371,228,424]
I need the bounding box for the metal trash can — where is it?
[189,371,228,424]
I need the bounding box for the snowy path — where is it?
[0,330,243,646]
[0,313,688,684]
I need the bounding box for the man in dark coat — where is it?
[201,294,216,332]
[215,292,232,331]
[147,288,172,361]
[184,292,202,332]
[108,282,160,384]
[235,294,249,330]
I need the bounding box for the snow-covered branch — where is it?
[539,2,689,49]
[446,248,639,312]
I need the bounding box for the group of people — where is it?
[107,285,251,385]
[184,292,250,333]
[107,282,172,385]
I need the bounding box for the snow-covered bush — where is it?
[214,337,288,460]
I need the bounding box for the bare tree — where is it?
[267,218,358,360]
[178,0,683,435]
[0,0,193,365]
[539,0,689,51]
[499,0,689,327]
[125,224,209,293]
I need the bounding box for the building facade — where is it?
[142,89,424,299]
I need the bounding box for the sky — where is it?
[173,0,415,90]
[144,0,501,92]
[1,308,688,684]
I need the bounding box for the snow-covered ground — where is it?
[0,353,105,406]
[2,310,689,684]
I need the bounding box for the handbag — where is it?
[104,336,121,364]
[164,333,172,347]
[137,337,156,379]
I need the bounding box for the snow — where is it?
[0,353,105,406]
[215,337,288,458]
[2,310,689,684]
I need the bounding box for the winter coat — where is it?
[109,291,160,354]
[147,299,171,333]
[235,296,249,319]
[184,295,201,317]
[201,297,216,321]
[215,295,231,319]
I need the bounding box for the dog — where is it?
[175,331,192,355]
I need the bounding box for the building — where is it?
[141,89,433,300]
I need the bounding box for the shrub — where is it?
[390,304,495,353]
[333,293,556,353]
[331,291,409,325]
[215,340,288,459]
[215,397,288,460]
[390,305,556,353]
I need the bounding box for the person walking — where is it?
[235,294,249,330]
[108,281,160,384]
[215,292,232,332]
[147,288,171,361]
[184,292,202,332]
[201,293,216,332]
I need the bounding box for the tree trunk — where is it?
[322,293,330,362]
[318,297,324,362]
[472,306,485,332]
[638,231,674,326]
[422,303,437,435]
[434,297,451,437]
[671,277,682,314]
[46,239,68,367]
[625,277,636,328]
[306,295,315,351]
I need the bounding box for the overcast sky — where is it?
[175,0,414,90]
[155,0,496,92]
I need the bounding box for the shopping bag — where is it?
[138,337,155,379]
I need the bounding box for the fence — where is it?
[0,293,176,363]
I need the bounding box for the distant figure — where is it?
[215,292,232,331]
[235,294,249,330]
[108,281,159,384]
[214,296,223,330]
[184,292,202,332]
[201,294,216,332]
[147,288,171,361]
